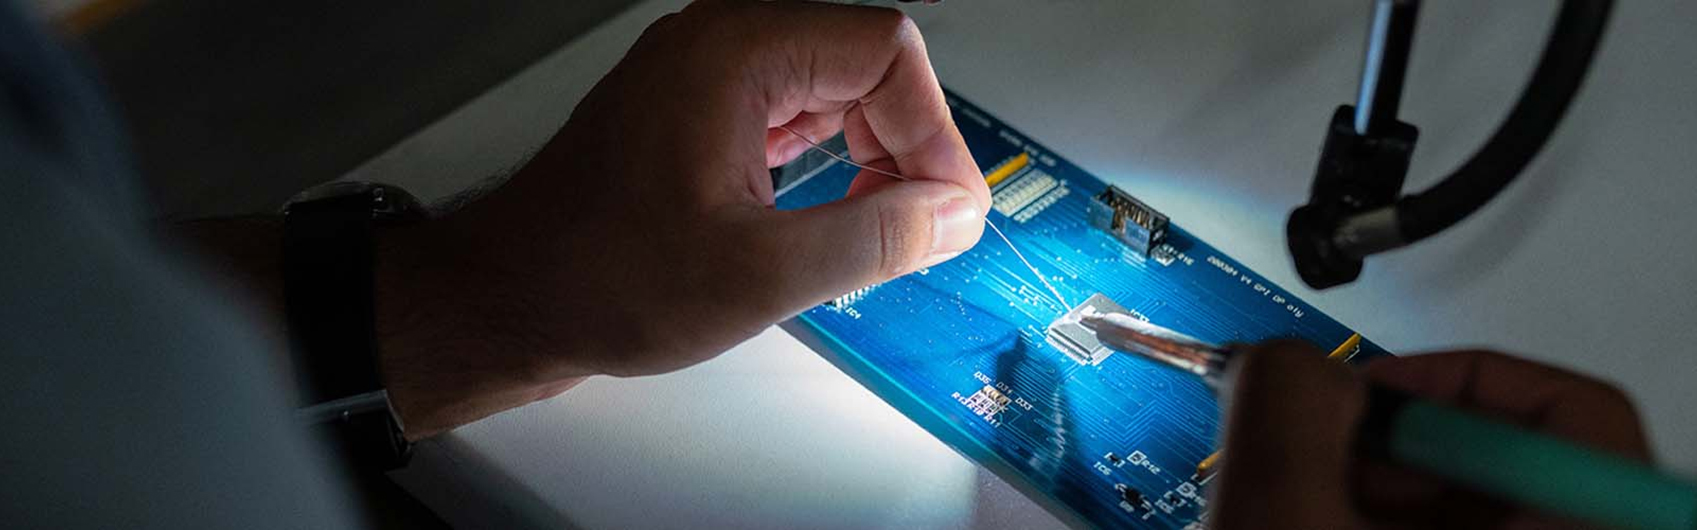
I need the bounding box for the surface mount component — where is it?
[775,91,1389,530]
[983,151,1031,188]
[962,385,1011,421]
[1115,483,1144,509]
[826,284,876,310]
[1088,185,1169,256]
[1046,293,1135,366]
[991,169,1060,217]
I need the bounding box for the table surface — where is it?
[368,1,1697,528]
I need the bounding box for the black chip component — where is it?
[1087,185,1169,256]
[1116,483,1144,507]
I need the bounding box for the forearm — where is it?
[366,218,590,439]
[165,215,587,439]
[159,0,984,442]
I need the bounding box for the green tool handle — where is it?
[1364,387,1697,530]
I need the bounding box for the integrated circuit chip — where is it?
[775,91,1390,530]
[1045,293,1138,365]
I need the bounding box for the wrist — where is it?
[372,217,593,439]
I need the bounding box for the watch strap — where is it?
[283,184,418,470]
[284,191,382,404]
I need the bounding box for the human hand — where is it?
[373,0,990,438]
[1211,344,1650,529]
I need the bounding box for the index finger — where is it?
[691,0,991,212]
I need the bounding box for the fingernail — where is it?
[931,196,982,259]
[920,250,964,269]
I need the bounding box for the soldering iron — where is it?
[1081,310,1697,530]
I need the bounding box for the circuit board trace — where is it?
[774,91,1387,529]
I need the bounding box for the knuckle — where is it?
[1578,378,1637,411]
[874,198,928,279]
[676,0,756,41]
[871,8,920,43]
[639,13,677,37]
[837,5,918,50]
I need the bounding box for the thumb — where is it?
[761,178,983,314]
[1211,340,1367,530]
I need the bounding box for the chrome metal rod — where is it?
[1355,0,1421,135]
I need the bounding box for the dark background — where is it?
[81,0,639,219]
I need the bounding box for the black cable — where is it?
[1391,0,1613,242]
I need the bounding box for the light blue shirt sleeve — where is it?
[0,2,360,527]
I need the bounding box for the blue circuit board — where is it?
[774,91,1389,529]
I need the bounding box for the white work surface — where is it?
[363,1,1697,528]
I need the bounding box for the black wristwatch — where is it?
[283,181,424,470]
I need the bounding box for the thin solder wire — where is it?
[778,126,1070,309]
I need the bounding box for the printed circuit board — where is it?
[774,91,1389,529]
